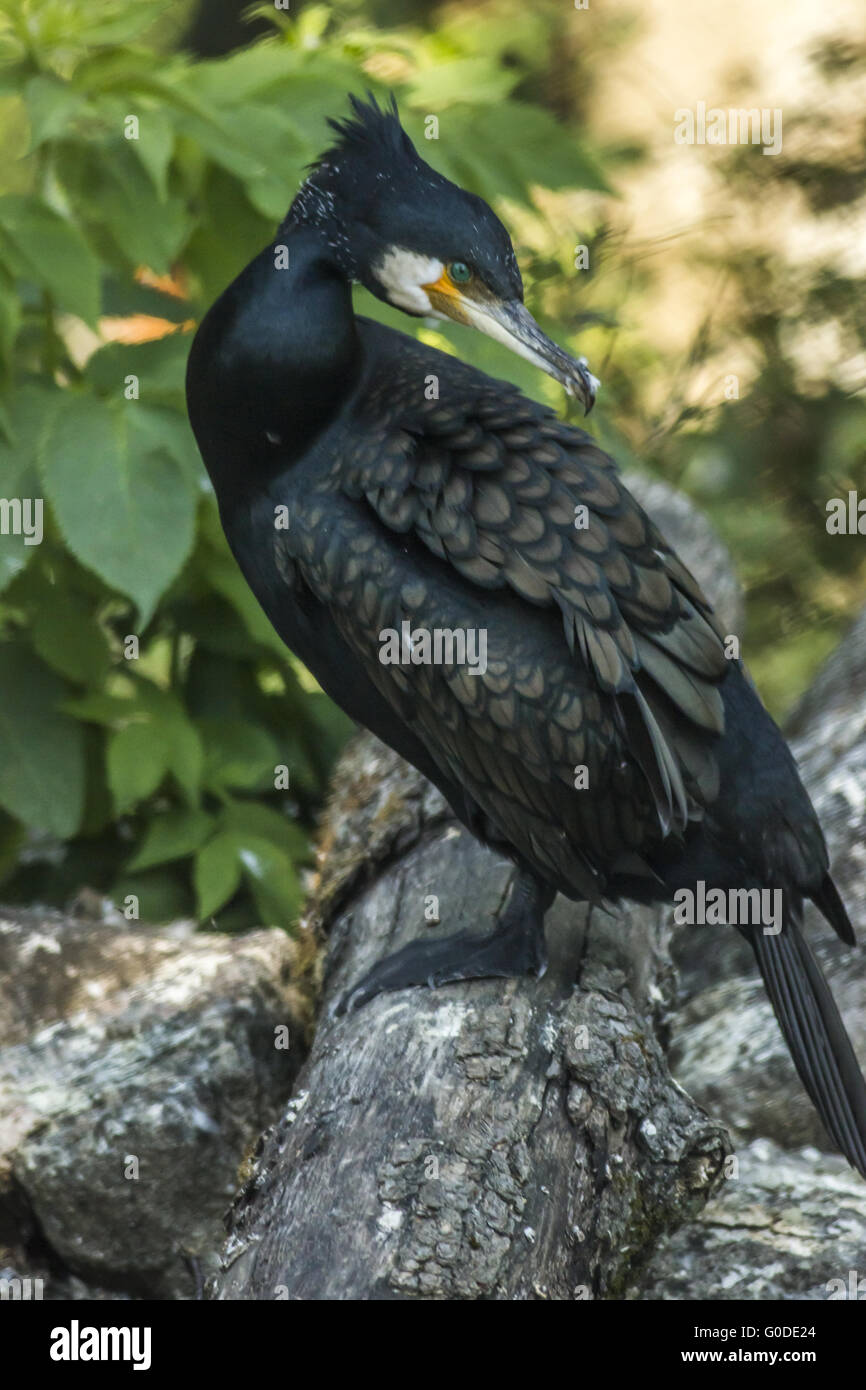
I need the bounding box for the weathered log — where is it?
[212,474,744,1300]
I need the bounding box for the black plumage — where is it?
[186,95,866,1176]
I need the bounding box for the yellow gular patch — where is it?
[423,273,471,324]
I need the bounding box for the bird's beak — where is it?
[424,279,599,415]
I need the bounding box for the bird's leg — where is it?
[335,864,554,1015]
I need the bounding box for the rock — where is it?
[632,1138,866,1300]
[0,908,306,1298]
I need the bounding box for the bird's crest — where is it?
[319,92,416,167]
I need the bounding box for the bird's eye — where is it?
[447,261,472,285]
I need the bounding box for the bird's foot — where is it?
[335,867,552,1015]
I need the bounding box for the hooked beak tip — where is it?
[565,358,600,416]
[489,299,600,415]
[432,291,601,416]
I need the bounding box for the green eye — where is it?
[447,261,472,284]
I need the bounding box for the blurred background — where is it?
[0,0,863,934]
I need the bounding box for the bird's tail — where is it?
[747,918,866,1177]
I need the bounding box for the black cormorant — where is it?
[186,95,866,1177]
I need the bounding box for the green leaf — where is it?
[0,195,100,322]
[175,43,307,104]
[128,806,215,870]
[0,272,21,372]
[168,102,305,220]
[219,798,309,859]
[24,75,86,150]
[0,645,85,836]
[104,684,203,812]
[54,384,202,491]
[30,581,112,686]
[107,720,169,813]
[39,394,196,623]
[126,108,176,200]
[237,833,304,926]
[193,819,304,925]
[0,382,62,493]
[85,334,192,403]
[88,145,191,273]
[128,402,203,489]
[64,690,138,725]
[198,716,280,793]
[198,505,289,659]
[430,104,611,202]
[182,168,273,305]
[82,0,174,45]
[194,830,243,919]
[111,867,193,925]
[165,709,203,803]
[406,59,519,108]
[0,384,61,594]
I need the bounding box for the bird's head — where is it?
[285,94,598,413]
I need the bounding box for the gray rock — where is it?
[0,909,306,1298]
[632,1139,866,1300]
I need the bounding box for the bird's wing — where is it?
[335,355,729,836]
[277,390,727,903]
[278,480,655,901]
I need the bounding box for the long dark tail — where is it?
[748,918,866,1177]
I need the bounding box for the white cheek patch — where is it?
[374,246,444,315]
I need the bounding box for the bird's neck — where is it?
[187,228,360,499]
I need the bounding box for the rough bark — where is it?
[211,474,745,1300]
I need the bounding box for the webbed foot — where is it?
[335,866,553,1015]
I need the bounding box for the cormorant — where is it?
[186,94,866,1176]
